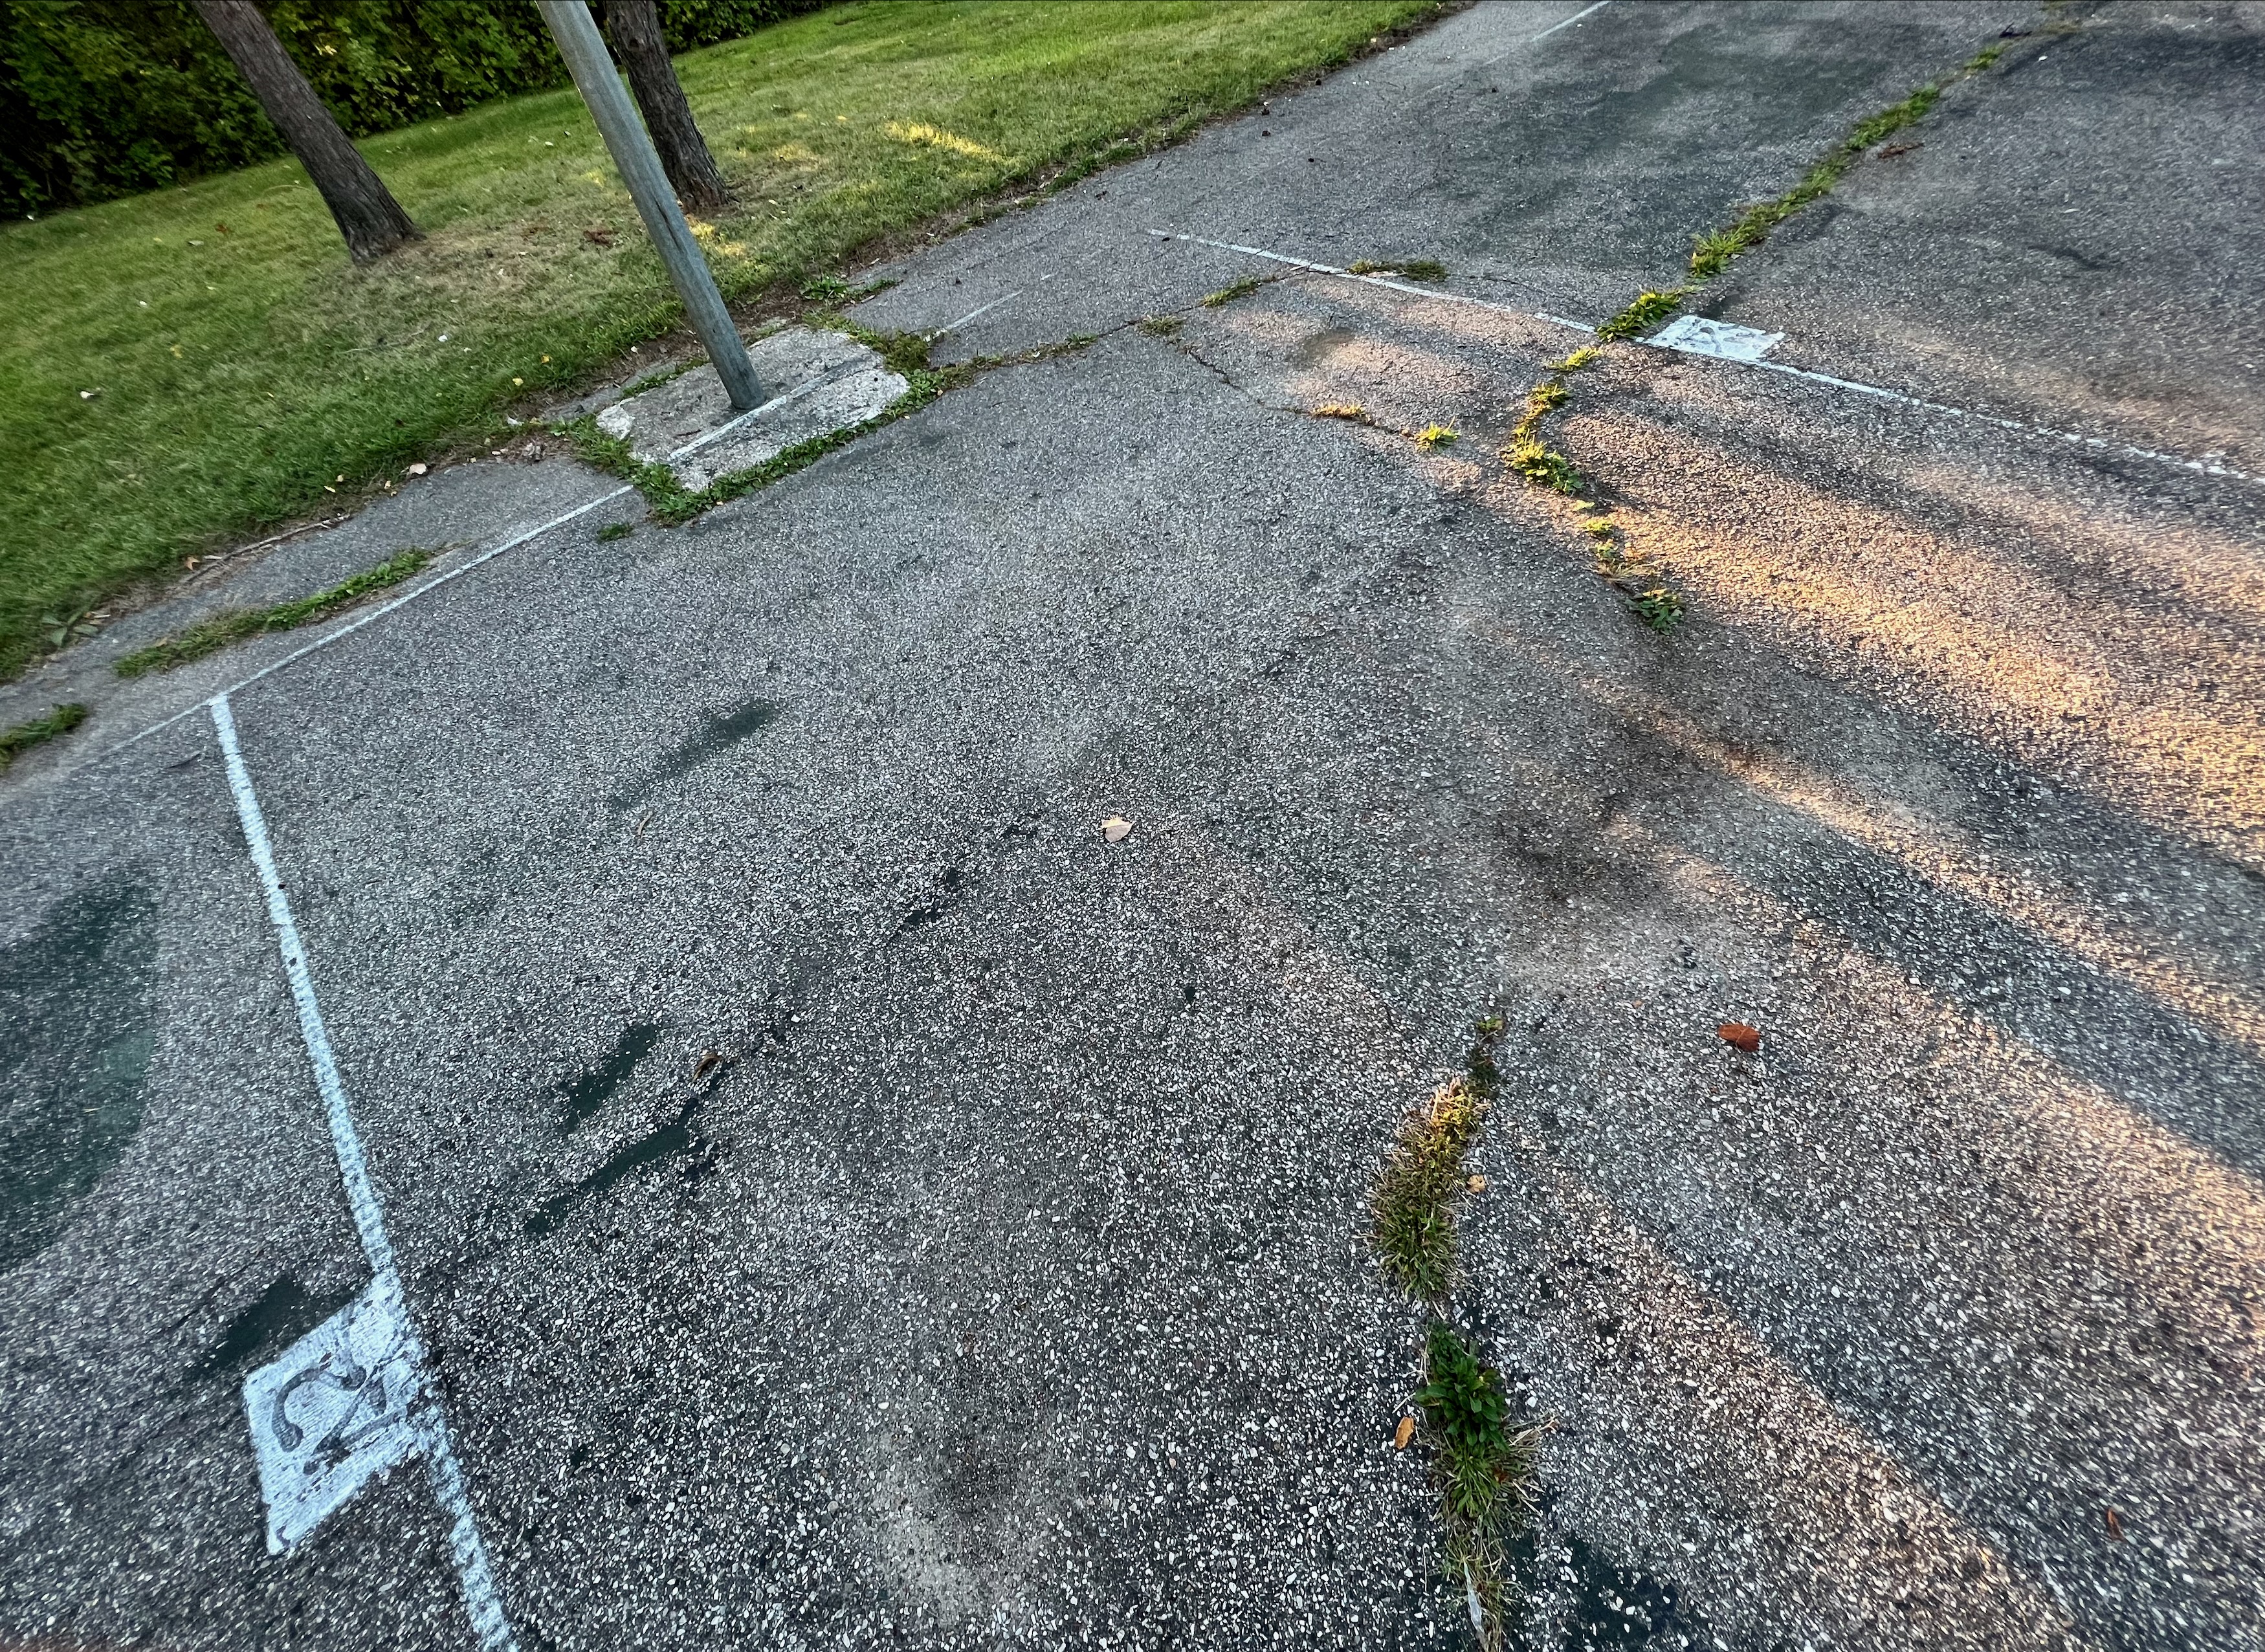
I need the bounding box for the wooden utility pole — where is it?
[602,0,731,215]
[190,0,419,263]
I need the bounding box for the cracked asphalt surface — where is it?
[5,3,2262,1648]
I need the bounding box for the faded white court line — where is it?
[214,692,516,1650]
[932,291,1021,337]
[1153,228,2264,489]
[1147,229,1597,334]
[87,353,879,773]
[1518,0,1612,49]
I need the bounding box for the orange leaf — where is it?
[1718,1022,1761,1053]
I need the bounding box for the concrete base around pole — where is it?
[597,327,909,491]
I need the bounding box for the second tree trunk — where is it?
[603,0,731,216]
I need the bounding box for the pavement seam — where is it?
[1370,1015,1543,1648]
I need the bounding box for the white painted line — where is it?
[1146,229,1594,335]
[1472,0,1611,68]
[91,485,633,769]
[932,291,1021,337]
[1153,228,2262,489]
[1722,352,2264,485]
[85,356,894,775]
[1528,0,1612,45]
[213,694,516,1651]
[1650,313,1784,362]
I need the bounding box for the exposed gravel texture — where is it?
[4,4,2260,1650]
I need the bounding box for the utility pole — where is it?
[537,0,764,410]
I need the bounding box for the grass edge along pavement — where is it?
[1371,1014,1545,1649]
[1501,34,2020,632]
[1,0,1453,685]
[0,703,89,771]
[111,547,436,677]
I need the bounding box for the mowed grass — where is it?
[0,0,1437,679]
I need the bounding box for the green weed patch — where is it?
[0,703,89,769]
[113,547,434,676]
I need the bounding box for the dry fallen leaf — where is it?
[1466,1174,1488,1193]
[407,462,428,476]
[1393,1415,1416,1451]
[1101,817,1132,843]
[2105,1506,2124,1540]
[1718,1021,1762,1053]
[693,1049,722,1081]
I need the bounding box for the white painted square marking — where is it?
[1648,314,1786,362]
[243,1283,425,1554]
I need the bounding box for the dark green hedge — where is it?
[0,0,822,217]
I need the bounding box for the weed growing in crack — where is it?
[1503,374,1587,495]
[1200,275,1266,308]
[1138,314,1184,336]
[1373,1015,1504,1301]
[1415,424,1459,448]
[1677,45,2010,291]
[1311,401,1369,421]
[1348,258,1448,281]
[1596,289,1687,343]
[113,548,436,677]
[1418,1321,1542,1647]
[1367,1015,1538,1649]
[1626,582,1686,632]
[0,702,87,770]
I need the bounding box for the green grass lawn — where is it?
[0,0,1437,680]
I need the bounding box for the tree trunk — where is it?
[190,0,419,263]
[601,0,731,216]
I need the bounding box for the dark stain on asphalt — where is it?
[526,1048,736,1238]
[0,876,159,1273]
[194,1272,356,1379]
[610,696,782,810]
[555,1021,667,1136]
[889,865,966,941]
[1508,1530,1700,1647]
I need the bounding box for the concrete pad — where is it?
[595,326,909,492]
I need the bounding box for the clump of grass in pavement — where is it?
[1368,1014,1539,1648]
[1417,1321,1542,1647]
[1375,1075,1486,1299]
[1200,274,1266,308]
[1414,423,1459,448]
[1503,373,1586,497]
[1,0,1444,679]
[1373,1014,1503,1301]
[113,547,434,676]
[1348,258,1448,280]
[1595,288,1687,344]
[1583,511,1685,633]
[0,703,89,770]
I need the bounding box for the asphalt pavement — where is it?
[5,3,2262,1649]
